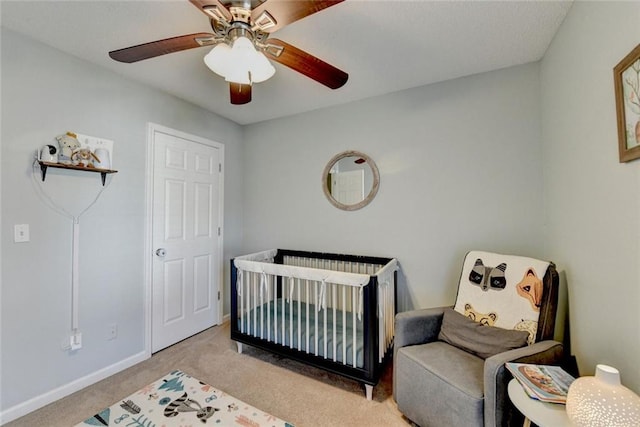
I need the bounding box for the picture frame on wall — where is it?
[614,43,640,163]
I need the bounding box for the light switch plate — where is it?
[75,133,114,168]
[14,224,30,243]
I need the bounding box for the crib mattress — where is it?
[238,298,364,368]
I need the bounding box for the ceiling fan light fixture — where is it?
[225,72,251,85]
[227,36,276,84]
[203,42,232,77]
[249,52,276,83]
[205,36,275,85]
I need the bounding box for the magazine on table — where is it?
[506,362,576,404]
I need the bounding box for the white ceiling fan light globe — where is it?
[229,36,275,83]
[249,51,275,83]
[230,36,255,70]
[205,36,275,85]
[231,36,254,52]
[224,69,252,85]
[223,36,254,84]
[204,42,231,77]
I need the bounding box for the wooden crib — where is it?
[230,249,398,400]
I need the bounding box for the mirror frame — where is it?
[322,150,380,211]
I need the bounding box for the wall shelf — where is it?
[38,161,117,186]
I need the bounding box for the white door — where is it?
[150,126,223,352]
[331,170,364,205]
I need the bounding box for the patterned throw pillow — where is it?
[453,251,550,345]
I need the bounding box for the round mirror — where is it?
[322,150,380,211]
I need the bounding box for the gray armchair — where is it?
[394,252,563,427]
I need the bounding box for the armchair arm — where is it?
[393,306,449,402]
[394,306,449,353]
[483,340,564,427]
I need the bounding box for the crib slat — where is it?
[297,280,301,351]
[289,278,294,348]
[252,273,257,337]
[244,273,248,335]
[305,280,310,353]
[248,272,252,336]
[384,273,389,353]
[352,286,357,368]
[247,273,251,336]
[255,272,259,337]
[267,276,278,342]
[314,281,318,357]
[243,273,247,334]
[387,279,391,357]
[258,279,264,338]
[261,274,265,340]
[390,273,396,351]
[239,272,244,334]
[332,283,337,362]
[261,275,265,340]
[342,285,347,365]
[267,275,272,342]
[391,275,395,347]
[323,285,328,360]
[253,272,257,338]
[281,277,285,346]
[378,272,383,362]
[248,273,252,336]
[381,279,393,354]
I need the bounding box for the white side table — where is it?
[508,379,572,427]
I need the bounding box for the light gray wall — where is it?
[243,63,547,313]
[541,1,640,392]
[0,28,243,412]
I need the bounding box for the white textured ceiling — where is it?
[1,0,573,125]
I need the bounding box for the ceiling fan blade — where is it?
[230,82,252,105]
[251,0,344,33]
[188,0,232,22]
[109,33,216,63]
[263,39,348,89]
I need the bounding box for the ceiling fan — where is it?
[109,0,348,105]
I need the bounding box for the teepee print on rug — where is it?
[77,370,293,427]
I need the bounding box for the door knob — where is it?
[155,248,166,257]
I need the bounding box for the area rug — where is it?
[76,370,293,427]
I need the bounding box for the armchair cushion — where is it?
[438,308,530,359]
[396,342,485,427]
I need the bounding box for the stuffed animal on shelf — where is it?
[56,132,81,164]
[71,148,101,168]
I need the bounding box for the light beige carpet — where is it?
[7,322,412,426]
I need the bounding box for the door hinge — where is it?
[217,227,221,236]
[219,163,222,173]
[217,291,221,300]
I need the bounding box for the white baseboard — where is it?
[222,313,230,324]
[0,350,149,425]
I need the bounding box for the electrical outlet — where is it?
[14,224,30,243]
[70,332,82,350]
[107,323,117,340]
